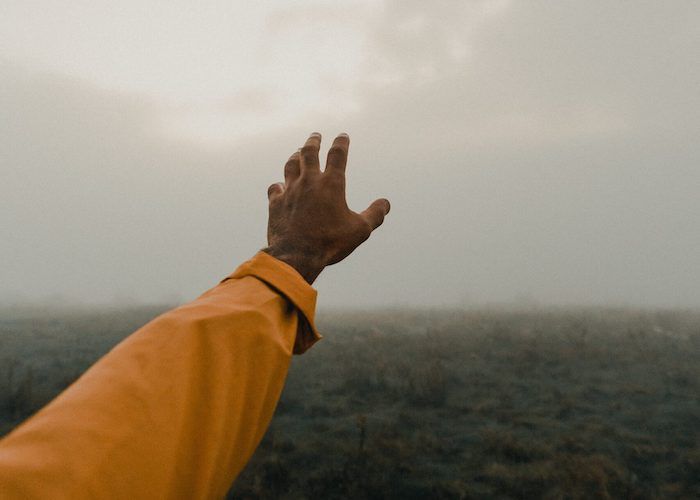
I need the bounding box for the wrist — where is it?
[262,246,325,284]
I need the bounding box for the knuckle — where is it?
[296,173,313,188]
[300,144,319,156]
[301,153,318,165]
[328,145,347,157]
[323,173,345,188]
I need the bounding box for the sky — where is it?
[1,1,699,309]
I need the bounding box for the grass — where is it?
[1,306,699,498]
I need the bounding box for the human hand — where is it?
[263,132,390,284]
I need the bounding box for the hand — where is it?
[263,132,390,284]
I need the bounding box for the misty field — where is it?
[1,307,699,499]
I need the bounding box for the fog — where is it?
[2,1,699,308]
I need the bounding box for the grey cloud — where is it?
[0,62,280,305]
[314,1,700,307]
[3,1,700,309]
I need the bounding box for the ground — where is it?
[1,306,699,499]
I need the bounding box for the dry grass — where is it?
[1,306,698,498]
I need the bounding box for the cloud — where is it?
[2,1,700,308]
[0,61,280,304]
[311,1,700,307]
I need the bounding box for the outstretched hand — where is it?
[264,132,390,284]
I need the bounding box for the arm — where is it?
[0,253,319,498]
[0,132,389,498]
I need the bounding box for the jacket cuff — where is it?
[224,251,322,354]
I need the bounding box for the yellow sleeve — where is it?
[0,251,321,499]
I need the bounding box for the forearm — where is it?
[0,252,320,499]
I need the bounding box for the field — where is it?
[1,306,699,499]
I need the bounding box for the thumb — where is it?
[361,198,391,230]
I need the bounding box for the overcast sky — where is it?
[1,1,699,308]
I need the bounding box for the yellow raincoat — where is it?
[0,251,321,498]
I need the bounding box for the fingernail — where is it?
[310,132,321,138]
[338,132,349,138]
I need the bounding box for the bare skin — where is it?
[263,132,390,284]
